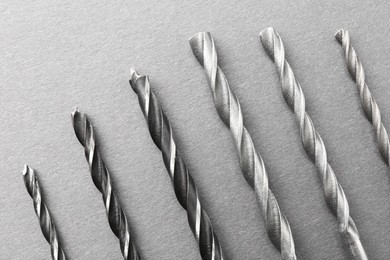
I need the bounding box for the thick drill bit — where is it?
[129,68,224,260]
[22,165,66,260]
[335,29,390,166]
[71,109,140,260]
[190,32,297,260]
[260,27,368,260]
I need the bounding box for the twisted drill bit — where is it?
[189,32,297,260]
[335,29,390,166]
[22,165,66,260]
[260,27,368,260]
[129,68,224,260]
[71,109,140,260]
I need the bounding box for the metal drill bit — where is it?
[260,27,368,260]
[190,32,297,260]
[71,108,140,260]
[22,165,66,260]
[335,29,390,166]
[129,68,224,260]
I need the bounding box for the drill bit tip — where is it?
[335,29,346,43]
[130,66,136,74]
[189,31,208,40]
[72,106,80,115]
[259,26,275,37]
[129,66,137,78]
[22,164,29,176]
[71,107,80,118]
[259,27,276,61]
[22,164,34,197]
[71,108,88,147]
[189,32,210,66]
[129,67,141,85]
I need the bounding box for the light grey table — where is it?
[1,0,390,259]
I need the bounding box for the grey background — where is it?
[1,0,390,259]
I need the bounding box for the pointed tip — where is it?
[189,31,208,43]
[259,27,275,40]
[22,164,29,176]
[335,29,345,43]
[22,165,36,196]
[130,66,136,76]
[130,66,141,82]
[71,108,89,146]
[259,27,276,60]
[71,107,80,117]
[189,32,211,66]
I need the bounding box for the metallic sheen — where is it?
[190,32,297,260]
[336,29,390,166]
[260,27,368,260]
[72,109,140,260]
[22,165,66,260]
[129,68,224,260]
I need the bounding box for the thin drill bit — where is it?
[190,32,297,260]
[22,165,66,260]
[260,27,368,260]
[335,29,390,166]
[129,68,224,260]
[71,108,140,260]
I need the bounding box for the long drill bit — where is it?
[190,32,297,260]
[129,68,224,260]
[260,27,368,260]
[22,165,66,260]
[71,109,140,260]
[335,29,390,166]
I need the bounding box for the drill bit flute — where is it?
[72,109,140,260]
[260,27,368,260]
[22,165,66,260]
[336,29,390,166]
[190,32,297,260]
[129,68,224,260]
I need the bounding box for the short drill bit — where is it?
[260,27,368,260]
[190,32,297,260]
[22,165,66,260]
[71,108,140,260]
[129,68,224,260]
[335,29,390,166]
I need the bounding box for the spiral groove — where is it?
[23,165,66,260]
[72,109,140,260]
[190,32,297,260]
[129,68,224,260]
[260,27,368,260]
[336,29,390,166]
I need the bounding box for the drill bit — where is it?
[129,68,224,260]
[71,108,140,260]
[335,29,390,166]
[260,27,368,260]
[22,165,66,260]
[190,32,297,260]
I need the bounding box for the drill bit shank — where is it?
[72,109,140,260]
[189,32,297,260]
[22,165,66,260]
[260,27,368,260]
[129,68,224,260]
